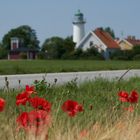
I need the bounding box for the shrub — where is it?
[82,47,104,60]
[0,47,8,59]
[19,52,27,59]
[37,52,47,59]
[71,48,83,59]
[111,50,133,60]
[71,47,104,60]
[133,54,140,60]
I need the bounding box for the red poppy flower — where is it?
[29,97,51,112]
[62,100,83,117]
[0,98,5,112]
[25,85,36,95]
[17,110,51,135]
[118,90,139,104]
[76,104,84,112]
[16,91,29,106]
[28,110,51,127]
[29,110,51,135]
[16,112,29,129]
[128,90,139,103]
[118,91,129,102]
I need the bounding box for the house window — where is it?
[13,43,17,49]
[89,41,93,46]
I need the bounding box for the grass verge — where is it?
[0,77,140,139]
[0,60,140,74]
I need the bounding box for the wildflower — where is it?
[118,91,129,102]
[16,85,37,106]
[16,112,29,129]
[62,100,83,117]
[25,85,36,95]
[29,97,51,112]
[118,90,139,103]
[76,104,83,112]
[0,98,5,112]
[17,110,51,134]
[28,110,51,135]
[128,90,139,103]
[16,91,29,106]
[28,110,51,127]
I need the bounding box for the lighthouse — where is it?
[73,10,86,46]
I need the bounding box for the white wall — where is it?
[73,23,85,44]
[78,32,107,52]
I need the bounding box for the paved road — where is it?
[0,69,140,89]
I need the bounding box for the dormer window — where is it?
[11,37,19,50]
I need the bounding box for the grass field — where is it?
[0,78,140,139]
[0,60,140,75]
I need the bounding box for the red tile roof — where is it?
[94,28,120,49]
[126,37,140,46]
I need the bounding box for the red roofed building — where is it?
[119,36,140,50]
[94,28,119,49]
[8,37,39,59]
[126,36,140,46]
[76,28,120,59]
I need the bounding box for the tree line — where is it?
[1,25,140,60]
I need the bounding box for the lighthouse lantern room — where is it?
[73,10,86,46]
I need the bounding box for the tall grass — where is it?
[0,78,140,139]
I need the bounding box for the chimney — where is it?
[132,36,135,40]
[127,36,136,40]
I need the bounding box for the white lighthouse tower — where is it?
[73,10,86,47]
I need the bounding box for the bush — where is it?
[68,48,83,59]
[133,45,140,55]
[133,54,140,60]
[112,46,140,60]
[130,46,140,60]
[82,47,104,60]
[111,50,133,60]
[0,47,8,59]
[70,47,104,60]
[37,52,47,59]
[19,52,27,59]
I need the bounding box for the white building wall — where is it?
[78,32,107,52]
[73,24,85,44]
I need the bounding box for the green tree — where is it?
[104,27,115,39]
[132,45,140,60]
[42,36,75,59]
[61,36,75,59]
[133,45,140,54]
[72,48,83,59]
[0,42,8,59]
[42,37,64,59]
[2,25,39,50]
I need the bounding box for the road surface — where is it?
[0,69,140,89]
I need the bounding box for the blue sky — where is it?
[0,0,140,45]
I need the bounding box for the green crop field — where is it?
[0,78,140,139]
[0,60,140,75]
